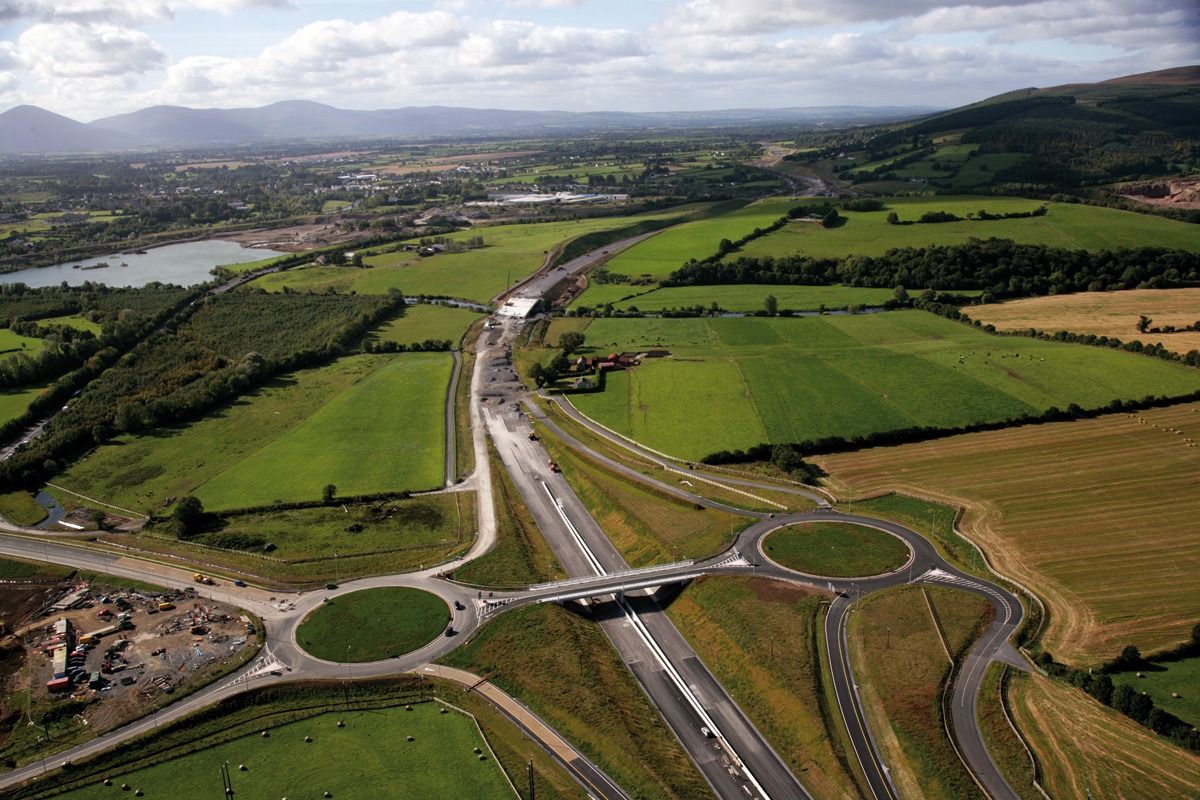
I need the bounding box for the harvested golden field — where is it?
[972,288,1200,355]
[817,402,1200,664]
[1009,671,1200,800]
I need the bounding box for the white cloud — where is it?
[507,0,584,7]
[19,22,165,78]
[0,0,286,26]
[3,0,1195,118]
[899,0,1200,48]
[657,0,1200,44]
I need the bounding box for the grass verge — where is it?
[538,422,744,565]
[847,585,993,800]
[975,664,1040,800]
[453,444,562,587]
[540,397,812,512]
[665,576,863,800]
[440,603,709,800]
[91,492,476,586]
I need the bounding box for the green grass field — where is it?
[42,314,103,334]
[369,303,481,347]
[199,493,472,566]
[195,352,450,507]
[577,283,908,312]
[763,521,911,577]
[0,490,47,526]
[0,556,72,580]
[57,705,513,800]
[0,382,47,426]
[596,198,796,281]
[57,352,449,513]
[249,206,699,303]
[568,312,1200,459]
[0,328,45,356]
[730,197,1200,262]
[1112,656,1200,728]
[297,587,450,662]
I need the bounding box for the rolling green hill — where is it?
[826,66,1200,195]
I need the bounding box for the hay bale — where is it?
[261,731,269,738]
[478,755,486,761]
[121,784,130,791]
[406,735,414,742]
[336,721,344,728]
[103,779,112,786]
[239,765,247,771]
[304,736,312,743]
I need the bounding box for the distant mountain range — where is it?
[0,101,938,155]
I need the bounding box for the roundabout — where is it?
[296,587,451,663]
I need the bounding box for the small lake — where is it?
[0,240,287,289]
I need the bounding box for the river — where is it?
[0,240,287,289]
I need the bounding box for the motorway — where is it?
[2,231,1028,800]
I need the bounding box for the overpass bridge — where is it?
[475,551,752,615]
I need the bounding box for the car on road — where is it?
[233,579,247,587]
[325,583,338,590]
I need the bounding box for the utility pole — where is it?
[527,758,535,800]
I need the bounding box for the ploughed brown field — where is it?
[817,401,1200,665]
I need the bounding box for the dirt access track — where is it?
[216,223,364,253]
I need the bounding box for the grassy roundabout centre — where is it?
[297,587,451,662]
[763,521,911,577]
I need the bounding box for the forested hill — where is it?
[830,66,1200,193]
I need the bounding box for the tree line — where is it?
[664,239,1200,299]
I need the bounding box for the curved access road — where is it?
[532,393,1029,800]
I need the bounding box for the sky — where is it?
[0,0,1197,121]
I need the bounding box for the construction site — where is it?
[1,572,260,765]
